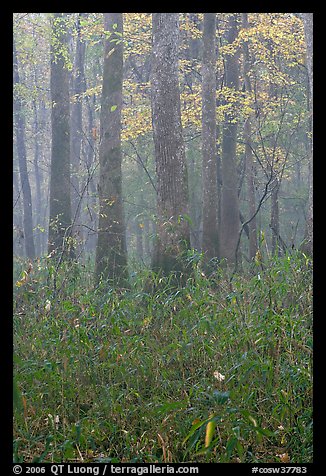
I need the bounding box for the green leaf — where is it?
[157,400,187,414]
[226,436,238,458]
[183,418,207,445]
[110,105,117,112]
[213,390,230,404]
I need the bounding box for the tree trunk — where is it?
[95,13,129,286]
[270,176,280,256]
[32,98,42,256]
[70,13,87,229]
[201,13,219,265]
[188,151,201,251]
[13,39,36,260]
[300,13,313,256]
[242,13,258,261]
[220,14,240,265]
[244,118,258,260]
[13,168,24,257]
[84,92,97,254]
[134,218,144,261]
[48,13,74,259]
[151,13,190,276]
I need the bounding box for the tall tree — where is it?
[32,95,42,256]
[299,13,313,256]
[201,13,219,265]
[242,13,258,261]
[95,13,129,285]
[48,13,74,259]
[13,39,36,259]
[151,13,190,276]
[70,13,87,226]
[220,14,240,265]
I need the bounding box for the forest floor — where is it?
[13,252,313,463]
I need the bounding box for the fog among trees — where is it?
[13,13,313,465]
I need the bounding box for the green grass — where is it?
[13,252,313,463]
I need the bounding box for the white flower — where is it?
[45,300,51,312]
[213,371,225,382]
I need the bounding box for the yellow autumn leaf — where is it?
[205,416,216,448]
[16,273,28,287]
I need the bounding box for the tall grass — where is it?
[13,251,312,463]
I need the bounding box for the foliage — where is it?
[13,12,313,463]
[13,252,312,463]
[13,12,310,258]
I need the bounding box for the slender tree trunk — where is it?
[13,167,24,256]
[300,13,313,256]
[13,39,36,260]
[37,93,50,255]
[84,92,97,253]
[32,98,42,256]
[95,13,129,285]
[151,13,190,276]
[201,13,219,265]
[244,119,258,260]
[242,13,258,261]
[70,13,87,227]
[48,13,74,259]
[188,152,201,250]
[270,176,280,256]
[220,14,240,265]
[134,218,144,261]
[136,160,147,262]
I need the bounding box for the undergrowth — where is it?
[13,251,313,463]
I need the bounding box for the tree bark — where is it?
[151,13,190,276]
[70,13,87,226]
[48,13,74,259]
[95,13,129,285]
[220,14,240,265]
[300,13,313,256]
[201,13,219,265]
[13,39,36,260]
[242,13,258,261]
